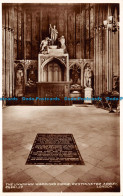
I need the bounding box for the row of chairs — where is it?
[93,91,120,113]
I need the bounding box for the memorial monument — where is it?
[84,63,93,104]
[38,24,70,105]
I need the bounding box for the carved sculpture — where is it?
[84,64,92,88]
[15,64,24,96]
[16,69,23,85]
[49,24,58,45]
[39,25,67,54]
[59,36,66,51]
[40,37,51,53]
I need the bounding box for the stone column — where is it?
[66,54,69,82]
[2,26,5,97]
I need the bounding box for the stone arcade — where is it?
[2,3,120,107]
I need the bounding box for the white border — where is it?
[0,1,123,196]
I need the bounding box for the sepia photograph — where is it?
[1,0,123,195]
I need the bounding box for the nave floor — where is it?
[3,105,120,192]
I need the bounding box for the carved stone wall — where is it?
[2,3,119,99]
[69,59,94,87]
[14,60,38,96]
[38,54,69,82]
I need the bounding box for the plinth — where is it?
[84,87,93,104]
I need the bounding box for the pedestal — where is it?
[37,82,71,106]
[84,87,93,104]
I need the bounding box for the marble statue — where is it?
[59,36,66,50]
[40,37,50,52]
[16,69,23,85]
[84,65,92,88]
[49,24,58,45]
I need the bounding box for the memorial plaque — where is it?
[26,134,84,165]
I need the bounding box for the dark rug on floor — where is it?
[26,134,84,165]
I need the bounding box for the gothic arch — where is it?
[41,57,66,69]
[41,57,66,82]
[69,62,81,69]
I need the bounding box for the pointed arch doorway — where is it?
[37,54,71,105]
[43,58,65,82]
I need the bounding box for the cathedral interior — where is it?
[2,3,120,193]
